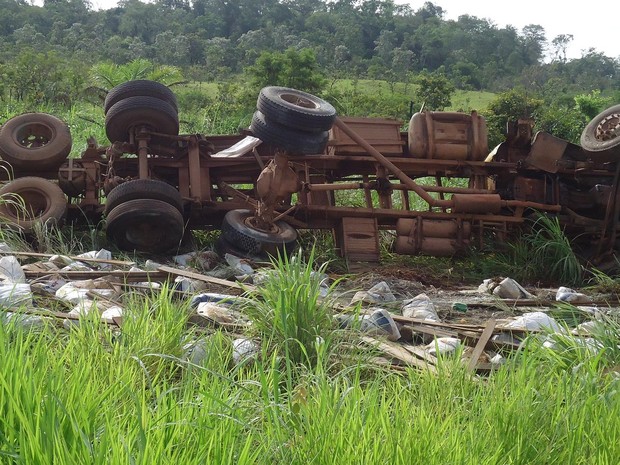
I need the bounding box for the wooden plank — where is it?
[393,315,534,335]
[406,324,457,339]
[0,251,135,267]
[5,307,120,326]
[24,270,167,281]
[392,315,482,329]
[361,336,437,373]
[401,344,438,366]
[158,265,254,292]
[467,319,496,372]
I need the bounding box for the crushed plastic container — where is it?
[0,256,25,283]
[402,293,440,321]
[555,287,592,304]
[426,337,461,356]
[503,312,563,332]
[492,278,535,299]
[350,281,397,305]
[232,338,259,364]
[0,283,33,307]
[360,308,401,341]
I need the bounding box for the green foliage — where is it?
[574,90,613,120]
[0,0,617,97]
[245,48,327,95]
[89,59,184,91]
[2,310,620,463]
[414,70,455,110]
[241,248,337,369]
[0,49,87,105]
[492,214,584,285]
[484,88,544,147]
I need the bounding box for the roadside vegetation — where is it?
[0,249,619,463]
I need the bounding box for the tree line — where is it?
[0,0,617,94]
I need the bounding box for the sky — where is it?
[395,0,619,60]
[85,0,619,61]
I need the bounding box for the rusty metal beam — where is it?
[307,182,493,195]
[333,117,453,209]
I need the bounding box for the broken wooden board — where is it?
[1,251,135,267]
[24,270,167,281]
[467,319,496,372]
[158,265,254,292]
[361,336,437,373]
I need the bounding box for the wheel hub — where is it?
[16,123,53,148]
[595,113,620,141]
[246,216,280,234]
[281,93,318,110]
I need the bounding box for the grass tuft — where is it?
[242,248,337,371]
[491,214,584,285]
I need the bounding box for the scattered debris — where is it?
[350,281,397,305]
[0,283,33,307]
[0,256,26,283]
[556,286,593,304]
[360,308,401,341]
[425,337,461,356]
[0,247,614,375]
[232,338,259,364]
[478,277,535,299]
[402,293,440,321]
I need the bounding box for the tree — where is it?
[551,34,573,63]
[89,59,183,90]
[246,48,326,94]
[154,31,190,67]
[521,24,546,65]
[483,88,544,147]
[414,70,454,110]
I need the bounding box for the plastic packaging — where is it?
[402,293,440,321]
[0,256,25,283]
[426,337,461,356]
[0,283,33,307]
[360,308,401,341]
[350,281,397,305]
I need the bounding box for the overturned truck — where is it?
[0,81,619,265]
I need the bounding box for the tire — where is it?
[104,179,183,215]
[257,87,336,132]
[581,104,620,153]
[0,113,72,170]
[221,209,297,256]
[105,199,185,253]
[104,80,178,114]
[0,177,67,233]
[215,235,268,261]
[250,111,328,155]
[105,96,179,143]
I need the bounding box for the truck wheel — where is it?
[215,235,267,261]
[250,111,328,155]
[0,177,67,233]
[221,209,297,256]
[104,179,183,215]
[105,96,179,143]
[581,104,620,153]
[257,86,336,132]
[104,80,178,114]
[0,113,71,170]
[105,199,185,253]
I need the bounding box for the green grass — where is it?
[1,299,619,463]
[0,254,619,464]
[0,245,619,463]
[489,214,584,286]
